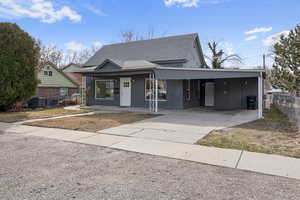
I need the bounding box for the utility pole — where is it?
[263,54,266,70]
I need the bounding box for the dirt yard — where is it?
[0,108,89,123]
[197,106,300,158]
[25,113,157,132]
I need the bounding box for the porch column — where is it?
[258,72,263,118]
[155,79,158,113]
[81,75,87,106]
[149,73,152,112]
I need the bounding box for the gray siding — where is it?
[86,74,259,110]
[87,75,184,109]
[131,76,184,109]
[215,78,258,110]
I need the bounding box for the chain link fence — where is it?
[268,94,300,131]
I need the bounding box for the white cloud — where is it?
[93,41,103,48]
[245,35,257,41]
[65,41,86,52]
[84,4,107,16]
[164,0,226,7]
[263,30,290,46]
[0,0,81,23]
[164,0,199,7]
[245,27,272,35]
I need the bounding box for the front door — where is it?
[120,77,131,107]
[205,82,215,107]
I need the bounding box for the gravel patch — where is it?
[0,132,300,200]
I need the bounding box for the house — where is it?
[79,33,264,117]
[62,63,83,88]
[37,62,79,99]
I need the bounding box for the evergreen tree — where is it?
[270,25,300,96]
[0,23,40,111]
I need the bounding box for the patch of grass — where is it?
[25,113,157,132]
[0,108,89,123]
[197,106,300,158]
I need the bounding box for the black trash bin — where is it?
[27,97,46,109]
[247,96,257,110]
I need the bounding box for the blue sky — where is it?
[0,0,299,68]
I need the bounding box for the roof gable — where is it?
[83,33,206,68]
[38,63,78,88]
[95,59,122,72]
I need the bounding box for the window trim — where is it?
[144,78,168,102]
[94,79,115,100]
[48,71,52,76]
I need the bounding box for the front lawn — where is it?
[25,113,157,132]
[197,106,300,158]
[0,108,89,123]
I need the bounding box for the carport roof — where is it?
[153,67,264,79]
[76,66,265,80]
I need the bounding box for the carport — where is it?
[147,67,264,118]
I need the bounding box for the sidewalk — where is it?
[1,122,300,180]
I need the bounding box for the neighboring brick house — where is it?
[36,62,79,98]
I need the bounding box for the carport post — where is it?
[258,72,263,118]
[149,73,152,112]
[155,79,158,113]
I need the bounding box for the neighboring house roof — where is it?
[62,63,82,72]
[38,62,79,88]
[62,63,83,86]
[83,33,207,68]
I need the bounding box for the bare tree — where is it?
[120,27,157,42]
[120,30,135,42]
[63,46,99,65]
[38,41,64,69]
[205,41,242,69]
[38,41,100,68]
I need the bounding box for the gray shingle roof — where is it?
[83,33,202,67]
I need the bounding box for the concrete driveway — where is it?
[98,109,258,144]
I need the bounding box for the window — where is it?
[145,79,167,101]
[186,80,191,101]
[60,88,68,96]
[44,71,52,76]
[123,81,130,88]
[95,80,114,100]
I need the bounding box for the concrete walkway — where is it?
[1,122,300,180]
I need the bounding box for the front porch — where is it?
[80,67,264,118]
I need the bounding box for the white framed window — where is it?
[60,88,68,97]
[145,78,167,101]
[186,80,191,101]
[43,71,52,76]
[95,80,114,100]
